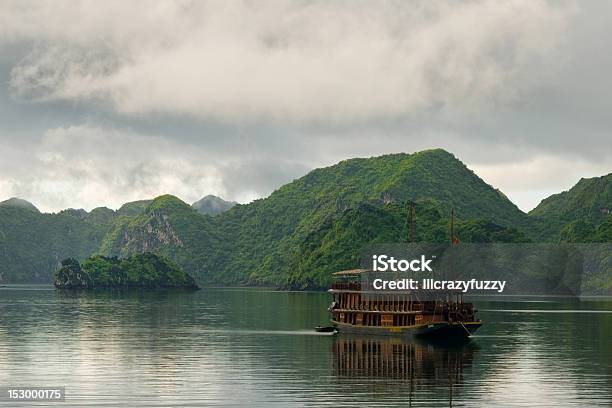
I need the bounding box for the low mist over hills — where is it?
[0,149,609,288]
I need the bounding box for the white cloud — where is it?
[472,155,612,211]
[3,0,574,122]
[0,124,316,212]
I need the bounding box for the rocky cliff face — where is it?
[97,195,219,283]
[121,211,184,253]
[54,258,94,289]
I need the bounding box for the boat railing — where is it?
[330,282,362,291]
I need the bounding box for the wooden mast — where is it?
[450,208,455,245]
[406,200,415,243]
[450,208,456,303]
[450,208,462,304]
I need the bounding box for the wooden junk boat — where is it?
[327,207,482,338]
[327,269,481,338]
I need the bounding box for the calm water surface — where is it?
[0,286,611,407]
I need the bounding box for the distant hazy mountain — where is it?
[191,195,237,216]
[0,149,609,290]
[0,197,39,212]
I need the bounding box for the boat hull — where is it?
[331,320,481,338]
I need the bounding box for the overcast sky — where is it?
[0,0,610,213]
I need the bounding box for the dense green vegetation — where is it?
[54,253,198,289]
[0,204,117,283]
[206,150,530,286]
[530,174,611,240]
[279,201,529,289]
[116,200,153,217]
[559,216,612,243]
[1,149,610,290]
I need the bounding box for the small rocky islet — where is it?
[54,252,199,290]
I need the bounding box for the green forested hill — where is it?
[226,150,529,286]
[98,195,221,280]
[530,174,611,241]
[99,149,532,287]
[116,200,153,217]
[282,201,529,289]
[0,149,609,288]
[0,205,116,282]
[0,197,40,212]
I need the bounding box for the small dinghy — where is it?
[315,325,337,333]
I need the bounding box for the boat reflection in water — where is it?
[332,335,477,406]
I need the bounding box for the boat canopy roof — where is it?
[332,268,370,276]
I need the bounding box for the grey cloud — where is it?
[3,0,573,122]
[0,1,610,213]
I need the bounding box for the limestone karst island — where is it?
[54,253,199,290]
